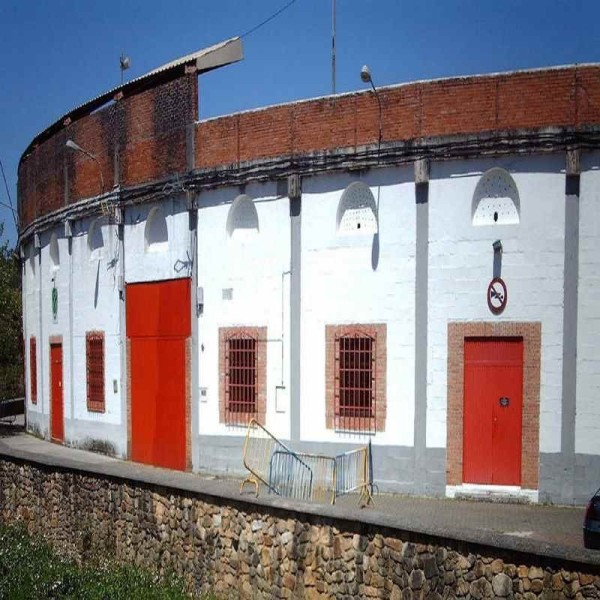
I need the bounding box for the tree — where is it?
[0,223,23,400]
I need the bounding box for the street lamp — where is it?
[360,65,383,157]
[65,140,105,196]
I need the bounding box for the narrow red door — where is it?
[126,279,190,471]
[50,342,64,443]
[463,338,523,485]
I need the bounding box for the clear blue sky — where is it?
[1,0,599,245]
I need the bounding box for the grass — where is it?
[0,523,213,599]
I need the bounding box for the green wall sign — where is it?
[52,286,58,323]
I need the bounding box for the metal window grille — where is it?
[335,333,376,433]
[29,337,37,405]
[225,336,257,424]
[86,332,105,413]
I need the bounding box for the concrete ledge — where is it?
[1,433,599,571]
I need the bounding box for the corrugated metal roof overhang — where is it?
[19,37,243,165]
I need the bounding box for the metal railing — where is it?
[334,440,374,507]
[241,419,374,507]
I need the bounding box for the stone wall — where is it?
[0,457,598,599]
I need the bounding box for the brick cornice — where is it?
[18,126,600,245]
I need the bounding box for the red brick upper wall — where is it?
[195,65,600,169]
[18,73,197,230]
[18,65,600,232]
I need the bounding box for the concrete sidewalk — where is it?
[0,424,597,568]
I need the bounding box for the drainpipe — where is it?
[189,191,199,471]
[68,232,74,421]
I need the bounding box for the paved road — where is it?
[0,421,597,567]
[337,492,585,549]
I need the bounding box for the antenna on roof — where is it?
[331,0,336,96]
[119,52,131,85]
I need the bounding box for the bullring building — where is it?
[18,38,600,505]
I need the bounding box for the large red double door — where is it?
[126,279,190,471]
[463,338,523,486]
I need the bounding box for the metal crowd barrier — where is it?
[240,418,290,497]
[334,441,375,507]
[241,419,374,507]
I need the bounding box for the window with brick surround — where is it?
[219,327,266,425]
[86,331,105,413]
[326,324,386,433]
[29,336,37,405]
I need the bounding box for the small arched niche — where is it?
[336,182,378,235]
[49,233,60,271]
[472,168,520,226]
[145,207,169,252]
[28,243,36,278]
[226,194,259,240]
[88,218,105,260]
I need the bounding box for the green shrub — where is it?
[0,523,194,599]
[0,228,23,402]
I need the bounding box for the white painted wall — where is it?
[21,150,600,489]
[23,239,42,428]
[576,152,600,455]
[70,216,121,427]
[23,196,192,449]
[38,227,72,435]
[124,196,192,283]
[197,182,291,440]
[427,156,566,454]
[23,217,124,443]
[301,168,416,446]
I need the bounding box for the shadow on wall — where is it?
[174,253,193,274]
[371,186,381,271]
[371,232,380,271]
[94,261,100,309]
[145,207,169,252]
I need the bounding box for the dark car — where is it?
[584,488,600,549]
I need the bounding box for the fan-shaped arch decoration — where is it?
[472,168,520,226]
[145,206,169,252]
[226,194,259,239]
[88,218,105,260]
[49,233,60,271]
[337,182,378,235]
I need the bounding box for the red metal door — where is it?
[463,338,523,485]
[126,279,190,471]
[50,342,64,443]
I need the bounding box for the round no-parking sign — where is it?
[487,277,507,315]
